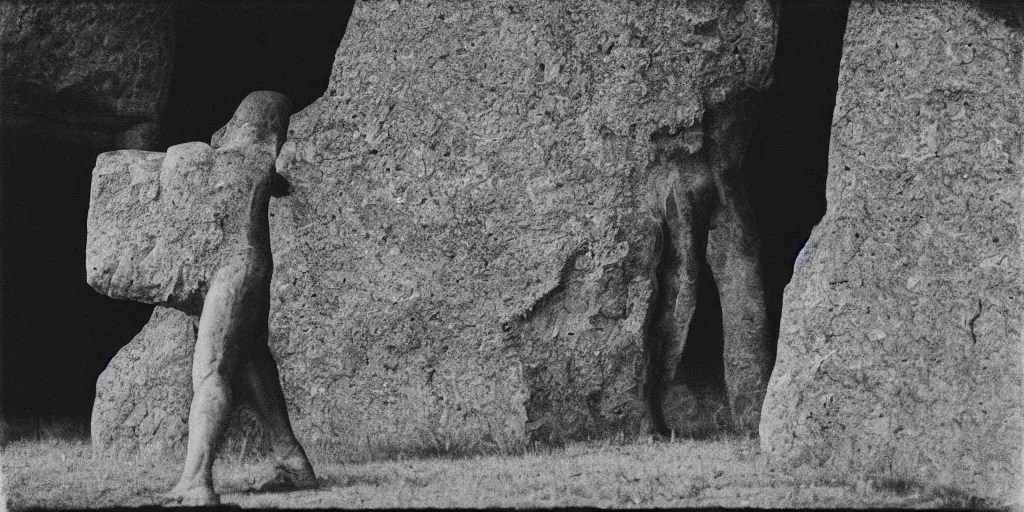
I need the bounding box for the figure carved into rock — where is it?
[87,91,316,506]
[165,92,316,506]
[649,93,771,437]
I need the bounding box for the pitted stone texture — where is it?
[92,306,267,457]
[86,93,290,315]
[761,1,1024,501]
[92,307,193,456]
[263,0,776,453]
[0,1,174,123]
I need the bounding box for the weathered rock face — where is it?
[267,0,775,452]
[0,1,174,148]
[761,0,1023,501]
[92,307,193,456]
[86,94,291,315]
[92,0,777,455]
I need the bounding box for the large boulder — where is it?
[92,306,268,457]
[761,0,1023,501]
[92,0,777,455]
[270,0,775,452]
[86,93,291,315]
[0,1,175,148]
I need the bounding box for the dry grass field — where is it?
[0,419,989,510]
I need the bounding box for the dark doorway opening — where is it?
[0,1,353,434]
[0,136,157,426]
[660,0,852,437]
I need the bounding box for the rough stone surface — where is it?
[91,0,777,456]
[86,93,291,315]
[0,1,174,125]
[92,306,268,457]
[269,0,774,453]
[761,0,1024,501]
[92,307,193,456]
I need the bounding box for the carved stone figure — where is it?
[87,91,316,506]
[648,94,770,436]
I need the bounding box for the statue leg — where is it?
[658,184,704,387]
[236,340,317,491]
[165,278,244,505]
[705,179,770,437]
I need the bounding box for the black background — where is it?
[0,0,849,430]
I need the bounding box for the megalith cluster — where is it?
[90,0,778,457]
[81,0,1024,503]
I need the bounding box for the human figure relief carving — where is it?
[649,93,771,437]
[161,91,315,503]
[158,92,316,506]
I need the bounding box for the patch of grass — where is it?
[3,417,90,444]
[304,422,529,465]
[866,477,994,510]
[1,426,1004,510]
[3,436,170,509]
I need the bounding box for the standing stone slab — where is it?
[761,0,1024,501]
[92,307,194,456]
[267,0,776,453]
[92,306,268,457]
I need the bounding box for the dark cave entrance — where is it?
[0,1,353,431]
[656,0,852,437]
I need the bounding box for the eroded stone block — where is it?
[0,1,174,122]
[761,1,1024,501]
[86,93,290,314]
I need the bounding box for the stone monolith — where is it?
[761,0,1023,502]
